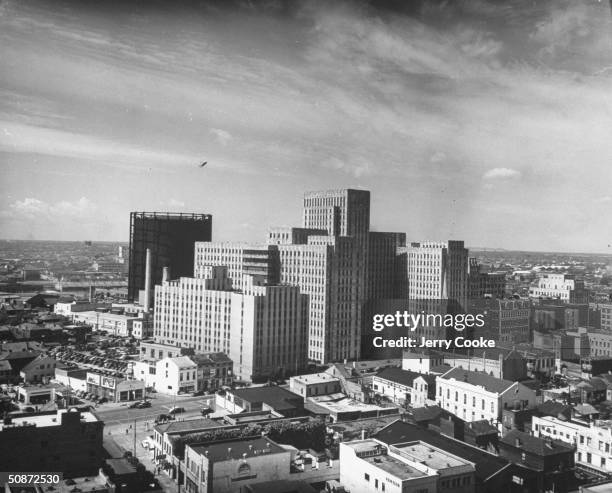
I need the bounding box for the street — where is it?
[94,393,214,425]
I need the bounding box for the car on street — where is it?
[128,401,141,409]
[136,401,151,409]
[168,406,185,414]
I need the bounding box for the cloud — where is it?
[210,128,233,146]
[482,168,522,180]
[5,196,96,219]
[167,198,186,208]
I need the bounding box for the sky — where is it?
[1,0,612,252]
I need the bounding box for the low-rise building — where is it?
[19,354,58,383]
[499,430,575,493]
[133,352,232,395]
[85,371,145,402]
[183,437,291,493]
[289,372,341,398]
[436,368,537,424]
[0,409,104,477]
[190,352,233,392]
[340,438,476,493]
[371,367,435,407]
[54,367,88,392]
[215,386,304,417]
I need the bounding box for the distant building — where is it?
[409,241,468,309]
[128,211,212,303]
[468,258,506,299]
[469,298,531,344]
[0,409,104,477]
[72,310,142,337]
[529,273,587,303]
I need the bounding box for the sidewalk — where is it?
[104,423,179,493]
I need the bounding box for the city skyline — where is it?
[1,0,612,253]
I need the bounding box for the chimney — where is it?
[515,438,521,447]
[361,429,366,440]
[144,248,152,311]
[162,266,170,283]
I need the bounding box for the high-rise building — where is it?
[153,267,308,382]
[408,241,468,306]
[407,240,469,340]
[193,242,279,285]
[127,212,212,303]
[467,258,506,299]
[192,189,409,364]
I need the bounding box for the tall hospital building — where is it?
[191,189,406,366]
[154,266,308,382]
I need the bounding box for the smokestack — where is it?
[144,248,152,311]
[88,285,95,303]
[162,266,170,283]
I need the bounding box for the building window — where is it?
[364,473,370,482]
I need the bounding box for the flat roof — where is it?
[392,441,469,470]
[291,373,340,385]
[0,410,98,431]
[190,436,286,462]
[309,394,395,413]
[344,440,426,480]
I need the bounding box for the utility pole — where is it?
[133,418,137,457]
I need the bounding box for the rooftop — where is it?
[0,409,98,431]
[190,436,286,462]
[170,356,197,369]
[392,441,472,470]
[230,385,302,411]
[501,430,574,456]
[344,440,427,480]
[155,417,219,435]
[440,367,516,394]
[374,420,510,483]
[291,372,340,385]
[375,367,435,387]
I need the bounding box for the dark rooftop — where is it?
[501,430,574,456]
[230,385,302,411]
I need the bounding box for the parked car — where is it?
[128,401,140,409]
[201,406,213,416]
[168,406,185,414]
[155,413,174,423]
[136,401,151,409]
[98,397,108,404]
